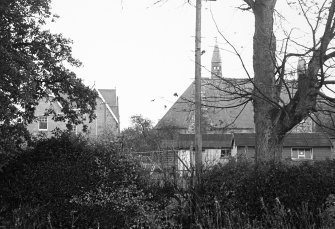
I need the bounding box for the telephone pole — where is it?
[194,0,202,184]
[194,0,216,184]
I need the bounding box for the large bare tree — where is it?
[242,0,335,162]
[154,0,335,163]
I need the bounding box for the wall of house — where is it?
[177,149,229,172]
[236,146,255,161]
[27,98,67,137]
[27,97,119,138]
[85,97,119,138]
[202,149,231,166]
[282,147,333,161]
[235,146,333,162]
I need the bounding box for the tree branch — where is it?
[243,0,255,10]
[318,91,335,103]
[323,80,335,84]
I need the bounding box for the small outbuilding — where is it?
[162,134,234,172]
[234,132,334,161]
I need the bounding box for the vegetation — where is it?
[1,131,335,228]
[0,132,154,228]
[120,115,177,152]
[3,0,335,228]
[0,0,98,157]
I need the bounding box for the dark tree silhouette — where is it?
[0,0,98,154]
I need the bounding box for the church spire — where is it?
[211,39,222,79]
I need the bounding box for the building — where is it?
[161,132,334,172]
[234,132,334,161]
[156,42,334,165]
[27,89,120,138]
[162,133,234,172]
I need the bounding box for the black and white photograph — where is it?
[2,0,335,228]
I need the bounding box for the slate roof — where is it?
[162,133,234,149]
[234,132,333,147]
[156,77,300,133]
[156,78,255,131]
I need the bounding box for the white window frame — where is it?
[291,148,313,160]
[38,116,48,131]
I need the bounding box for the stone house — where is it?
[27,89,120,138]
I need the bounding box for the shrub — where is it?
[0,132,154,228]
[198,160,335,228]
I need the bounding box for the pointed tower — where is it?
[211,40,222,79]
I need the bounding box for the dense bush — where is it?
[198,160,335,228]
[0,132,156,228]
[3,134,335,229]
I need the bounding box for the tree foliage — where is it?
[120,115,162,152]
[120,115,179,152]
[0,0,98,152]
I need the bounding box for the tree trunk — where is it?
[249,0,331,163]
[252,0,281,163]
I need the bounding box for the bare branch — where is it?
[243,0,255,10]
[318,91,335,102]
[323,80,335,84]
[324,50,335,61]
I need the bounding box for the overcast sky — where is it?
[47,0,301,129]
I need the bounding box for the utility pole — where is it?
[194,0,216,185]
[194,0,202,185]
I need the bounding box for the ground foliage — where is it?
[2,132,335,228]
[0,132,168,228]
[197,160,335,228]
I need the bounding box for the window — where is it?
[291,148,313,160]
[38,116,48,131]
[221,149,231,158]
[71,125,77,135]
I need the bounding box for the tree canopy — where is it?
[0,0,98,152]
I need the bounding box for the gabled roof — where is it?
[97,89,119,124]
[156,78,298,132]
[233,133,255,147]
[234,132,333,147]
[162,133,234,149]
[156,78,254,131]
